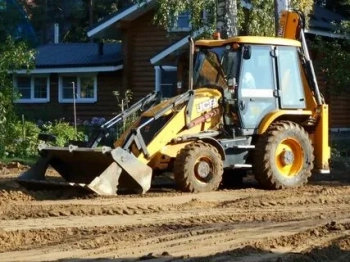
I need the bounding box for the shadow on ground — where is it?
[55,238,350,261]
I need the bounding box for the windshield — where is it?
[193,47,240,89]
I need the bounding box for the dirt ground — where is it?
[1,161,350,262]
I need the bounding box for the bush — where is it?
[0,119,86,159]
[41,120,85,147]
[2,120,40,158]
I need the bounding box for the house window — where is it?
[59,75,97,103]
[155,66,177,98]
[14,75,50,103]
[169,11,191,32]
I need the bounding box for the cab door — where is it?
[276,46,306,109]
[237,45,279,130]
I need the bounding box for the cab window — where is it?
[239,45,275,92]
[277,47,306,109]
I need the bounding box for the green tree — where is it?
[321,0,350,34]
[0,38,35,156]
[0,0,35,43]
[19,0,84,43]
[0,2,35,126]
[64,0,122,42]
[312,39,350,95]
[19,0,127,43]
[325,0,350,18]
[311,0,350,95]
[146,0,314,38]
[0,1,20,41]
[0,1,34,122]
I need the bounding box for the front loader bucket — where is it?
[17,145,152,195]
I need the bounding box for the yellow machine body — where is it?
[17,10,330,195]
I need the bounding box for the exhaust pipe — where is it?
[188,37,195,91]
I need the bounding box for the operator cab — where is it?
[193,36,307,136]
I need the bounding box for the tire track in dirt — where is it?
[0,203,349,255]
[1,173,350,262]
[2,185,350,221]
[2,218,350,262]
[2,203,349,232]
[1,197,349,221]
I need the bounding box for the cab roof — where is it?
[195,36,301,48]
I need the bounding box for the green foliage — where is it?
[311,1,350,95]
[41,121,85,147]
[20,0,127,43]
[239,0,275,36]
[0,119,85,158]
[111,89,139,140]
[0,1,22,42]
[0,37,35,125]
[325,0,350,18]
[0,37,35,72]
[139,0,314,37]
[311,38,350,94]
[113,89,133,110]
[17,0,315,43]
[3,120,41,158]
[150,0,215,34]
[0,37,35,157]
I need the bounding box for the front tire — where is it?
[253,121,314,189]
[174,142,223,193]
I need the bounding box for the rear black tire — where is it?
[253,121,314,189]
[174,142,223,193]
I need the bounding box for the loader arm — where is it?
[84,91,161,148]
[278,9,323,105]
[114,88,223,164]
[277,9,330,172]
[18,88,223,196]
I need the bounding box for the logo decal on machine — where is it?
[196,98,219,113]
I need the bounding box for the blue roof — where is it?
[309,5,348,32]
[87,3,134,33]
[34,42,122,68]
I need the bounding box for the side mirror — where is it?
[243,46,252,60]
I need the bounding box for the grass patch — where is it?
[0,156,38,166]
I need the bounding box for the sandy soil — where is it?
[1,161,350,262]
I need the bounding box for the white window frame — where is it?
[168,12,192,32]
[154,66,177,98]
[13,74,50,103]
[58,74,98,103]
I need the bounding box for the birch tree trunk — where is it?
[216,0,238,39]
[274,0,290,35]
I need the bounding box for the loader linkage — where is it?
[17,92,162,195]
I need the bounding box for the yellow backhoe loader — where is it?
[17,10,330,195]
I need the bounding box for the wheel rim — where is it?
[194,156,213,183]
[275,138,304,177]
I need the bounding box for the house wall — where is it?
[125,10,185,101]
[17,71,123,122]
[329,95,350,129]
[316,70,350,129]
